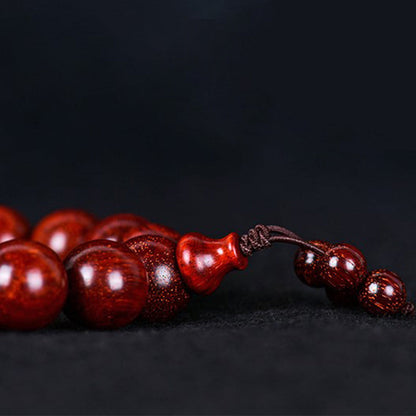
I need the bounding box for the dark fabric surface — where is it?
[1,1,416,414]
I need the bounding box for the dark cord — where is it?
[239,224,326,257]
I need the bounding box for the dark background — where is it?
[1,1,416,414]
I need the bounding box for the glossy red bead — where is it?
[358,269,407,315]
[87,213,149,243]
[125,235,190,322]
[0,240,68,330]
[0,205,30,243]
[321,244,367,290]
[294,240,331,288]
[123,222,181,242]
[64,240,148,329]
[176,232,248,295]
[32,209,97,259]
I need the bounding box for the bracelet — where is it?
[0,205,413,330]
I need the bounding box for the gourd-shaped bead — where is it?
[176,232,248,295]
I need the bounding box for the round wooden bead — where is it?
[176,232,248,295]
[32,209,97,259]
[123,222,181,242]
[321,244,367,290]
[64,240,148,329]
[125,235,190,322]
[358,269,407,315]
[87,213,149,243]
[0,240,68,330]
[0,205,30,243]
[294,240,331,287]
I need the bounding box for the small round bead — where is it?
[64,240,148,329]
[358,269,407,315]
[0,240,68,330]
[294,240,331,287]
[0,205,30,243]
[321,244,367,290]
[125,235,190,322]
[123,222,181,242]
[87,213,149,243]
[32,209,97,259]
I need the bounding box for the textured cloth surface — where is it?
[1,1,416,414]
[2,264,416,414]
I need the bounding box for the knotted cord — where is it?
[239,224,326,257]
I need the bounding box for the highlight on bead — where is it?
[32,209,97,259]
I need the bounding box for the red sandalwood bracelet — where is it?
[0,205,413,330]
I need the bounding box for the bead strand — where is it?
[0,206,414,331]
[295,241,413,315]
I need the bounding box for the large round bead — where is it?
[87,213,149,243]
[294,240,331,288]
[0,240,68,330]
[0,205,30,243]
[32,209,97,259]
[358,269,407,315]
[64,240,148,329]
[125,235,190,322]
[321,244,367,290]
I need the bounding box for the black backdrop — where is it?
[1,1,416,414]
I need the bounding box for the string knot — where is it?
[240,224,272,256]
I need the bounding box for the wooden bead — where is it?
[0,205,30,243]
[147,223,181,241]
[0,240,68,330]
[358,269,407,315]
[321,244,367,290]
[32,209,97,259]
[124,235,190,322]
[87,213,149,243]
[176,232,248,295]
[64,240,148,329]
[123,222,181,242]
[294,240,331,287]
